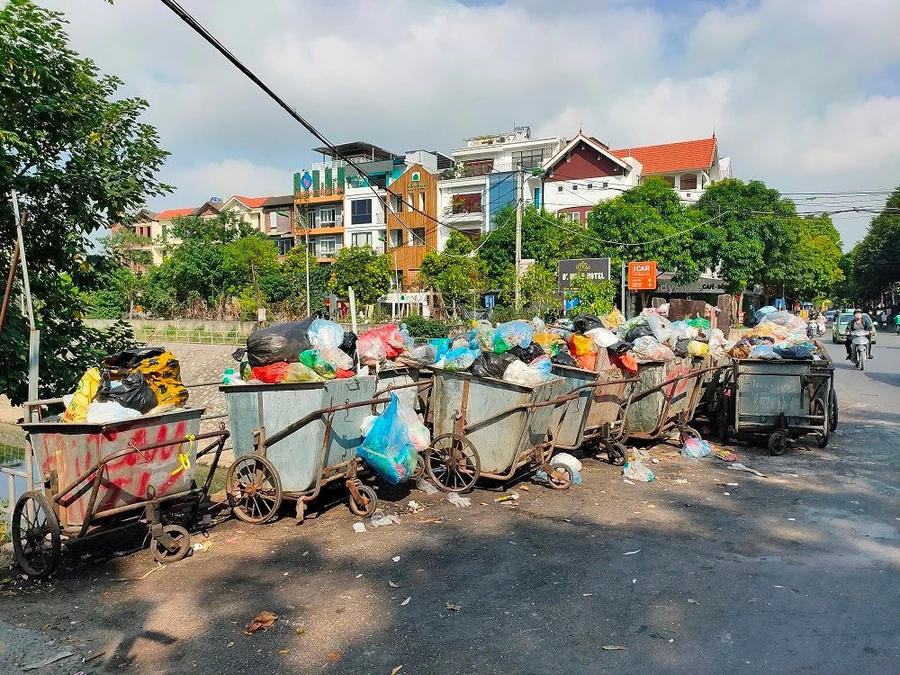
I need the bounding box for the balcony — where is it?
[308,241,343,261]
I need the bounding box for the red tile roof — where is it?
[233,195,268,208]
[155,207,196,220]
[611,137,717,175]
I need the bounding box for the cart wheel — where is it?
[611,407,628,443]
[348,484,378,517]
[768,432,787,456]
[412,453,425,481]
[606,442,627,466]
[226,455,283,524]
[12,491,61,579]
[546,461,574,490]
[828,388,839,432]
[151,524,190,564]
[679,426,701,445]
[425,433,481,493]
[813,398,830,448]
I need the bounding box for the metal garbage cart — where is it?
[424,368,575,492]
[222,375,417,524]
[374,366,433,479]
[549,365,639,465]
[14,408,228,578]
[626,357,728,444]
[715,355,833,455]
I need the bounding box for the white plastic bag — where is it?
[623,459,655,483]
[84,400,143,424]
[308,319,345,349]
[585,327,619,349]
[645,313,674,343]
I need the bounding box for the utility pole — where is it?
[514,163,523,312]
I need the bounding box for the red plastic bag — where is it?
[360,324,405,360]
[251,362,290,383]
[576,351,598,372]
[609,351,638,373]
[335,369,355,379]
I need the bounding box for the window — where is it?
[391,193,403,213]
[533,187,541,208]
[663,176,676,187]
[587,183,593,190]
[511,149,544,171]
[451,193,482,214]
[680,174,698,190]
[602,181,608,189]
[351,199,372,225]
[390,229,403,248]
[352,232,373,248]
[411,228,426,245]
[572,211,581,223]
[571,184,578,190]
[465,160,494,177]
[317,237,336,255]
[418,192,426,212]
[277,237,294,256]
[318,207,336,225]
[557,185,563,192]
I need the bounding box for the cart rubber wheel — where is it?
[768,432,787,456]
[348,484,378,518]
[813,398,830,448]
[546,462,574,490]
[425,433,481,493]
[151,524,190,564]
[828,388,839,432]
[412,453,425,481]
[607,442,627,466]
[12,491,61,579]
[226,455,283,524]
[611,407,628,443]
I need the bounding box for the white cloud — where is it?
[36,0,900,245]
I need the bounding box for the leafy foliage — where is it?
[568,262,616,317]
[328,245,392,304]
[848,186,900,304]
[419,232,488,311]
[401,315,456,339]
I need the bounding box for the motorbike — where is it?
[849,329,871,371]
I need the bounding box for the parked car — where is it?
[832,311,877,344]
[824,310,837,322]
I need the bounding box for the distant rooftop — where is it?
[313,141,399,162]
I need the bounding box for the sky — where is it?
[39,0,900,248]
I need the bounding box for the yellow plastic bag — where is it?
[601,308,626,330]
[62,367,102,423]
[687,340,709,357]
[533,331,565,354]
[571,334,596,357]
[283,362,325,382]
[133,350,189,408]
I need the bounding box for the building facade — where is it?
[385,163,439,287]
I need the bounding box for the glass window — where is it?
[352,232,373,248]
[390,230,403,248]
[318,207,336,225]
[418,192,425,212]
[351,199,372,224]
[511,149,544,171]
[680,174,698,190]
[318,237,336,254]
[663,176,676,187]
[411,228,426,245]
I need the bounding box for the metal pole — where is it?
[348,286,358,336]
[0,239,20,338]
[514,163,523,312]
[620,261,626,317]
[10,192,34,328]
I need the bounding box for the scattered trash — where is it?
[355,574,363,579]
[23,651,76,671]
[688,599,700,605]
[392,556,401,563]
[191,542,208,552]
[582,593,594,597]
[673,478,688,484]
[714,448,738,462]
[279,650,290,655]
[651,458,660,464]
[787,517,796,521]
[389,581,400,588]
[681,438,712,458]
[326,652,343,661]
[296,628,305,636]
[723,492,730,496]
[83,650,105,663]
[724,482,739,487]
[406,500,424,513]
[399,597,411,606]
[632,579,637,584]
[445,602,462,612]
[774,585,785,589]
[227,642,235,648]
[494,493,519,503]
[416,477,438,495]
[446,492,472,508]
[728,463,767,478]
[245,611,278,634]
[623,460,655,483]
[519,484,531,491]
[371,513,402,527]
[226,536,238,544]
[352,523,367,533]
[391,667,404,675]
[602,645,626,651]
[633,448,651,461]
[623,478,635,485]
[113,563,165,582]
[624,550,641,556]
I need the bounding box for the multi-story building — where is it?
[436,127,563,247]
[260,195,296,256]
[148,201,220,264]
[218,195,268,232]
[384,162,440,288]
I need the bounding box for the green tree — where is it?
[568,262,617,317]
[0,0,169,403]
[222,233,280,296]
[419,232,488,315]
[277,247,330,318]
[328,245,391,305]
[851,186,900,304]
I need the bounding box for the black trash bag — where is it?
[102,347,166,372]
[624,324,654,342]
[96,372,158,413]
[232,347,247,362]
[471,352,518,379]
[507,343,546,363]
[551,351,579,367]
[608,340,632,355]
[246,318,314,368]
[672,337,692,358]
[573,314,604,333]
[339,331,358,360]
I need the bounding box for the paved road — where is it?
[1,341,898,674]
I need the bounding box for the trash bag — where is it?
[585,327,618,349]
[623,459,655,482]
[357,332,387,366]
[475,320,495,351]
[299,349,337,379]
[308,319,344,349]
[507,342,546,363]
[601,308,626,330]
[570,334,596,357]
[61,367,102,423]
[631,336,675,363]
[687,340,710,357]
[444,347,479,371]
[246,318,314,367]
[572,314,604,333]
[430,338,451,362]
[251,362,292,383]
[774,343,814,359]
[686,317,711,331]
[397,405,431,451]
[283,362,325,382]
[608,340,633,355]
[576,351,598,372]
[102,347,166,372]
[551,351,579,367]
[83,400,143,424]
[130,350,189,408]
[622,317,655,343]
[760,310,808,335]
[503,355,553,386]
[357,394,418,485]
[340,331,358,360]
[755,305,778,322]
[450,335,470,351]
[681,438,712,458]
[669,320,698,340]
[360,324,405,360]
[493,321,534,353]
[470,352,517,379]
[749,344,781,360]
[399,324,415,350]
[645,313,674,343]
[320,346,354,372]
[672,337,692,358]
[610,350,638,373]
[533,331,566,356]
[96,372,159,413]
[397,344,437,367]
[335,368,355,379]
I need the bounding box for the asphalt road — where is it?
[1,340,898,674]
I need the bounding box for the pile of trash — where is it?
[61,347,189,424]
[357,393,430,485]
[728,309,821,361]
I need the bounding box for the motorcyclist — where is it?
[845,310,874,360]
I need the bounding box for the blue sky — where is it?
[42,0,900,247]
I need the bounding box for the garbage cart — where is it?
[424,368,575,492]
[14,408,228,578]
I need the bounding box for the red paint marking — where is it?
[156,425,169,443]
[137,471,151,499]
[100,475,133,510]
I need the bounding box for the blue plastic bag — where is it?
[444,347,479,371]
[494,321,534,353]
[357,394,418,485]
[681,438,712,458]
[308,319,344,349]
[430,338,451,362]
